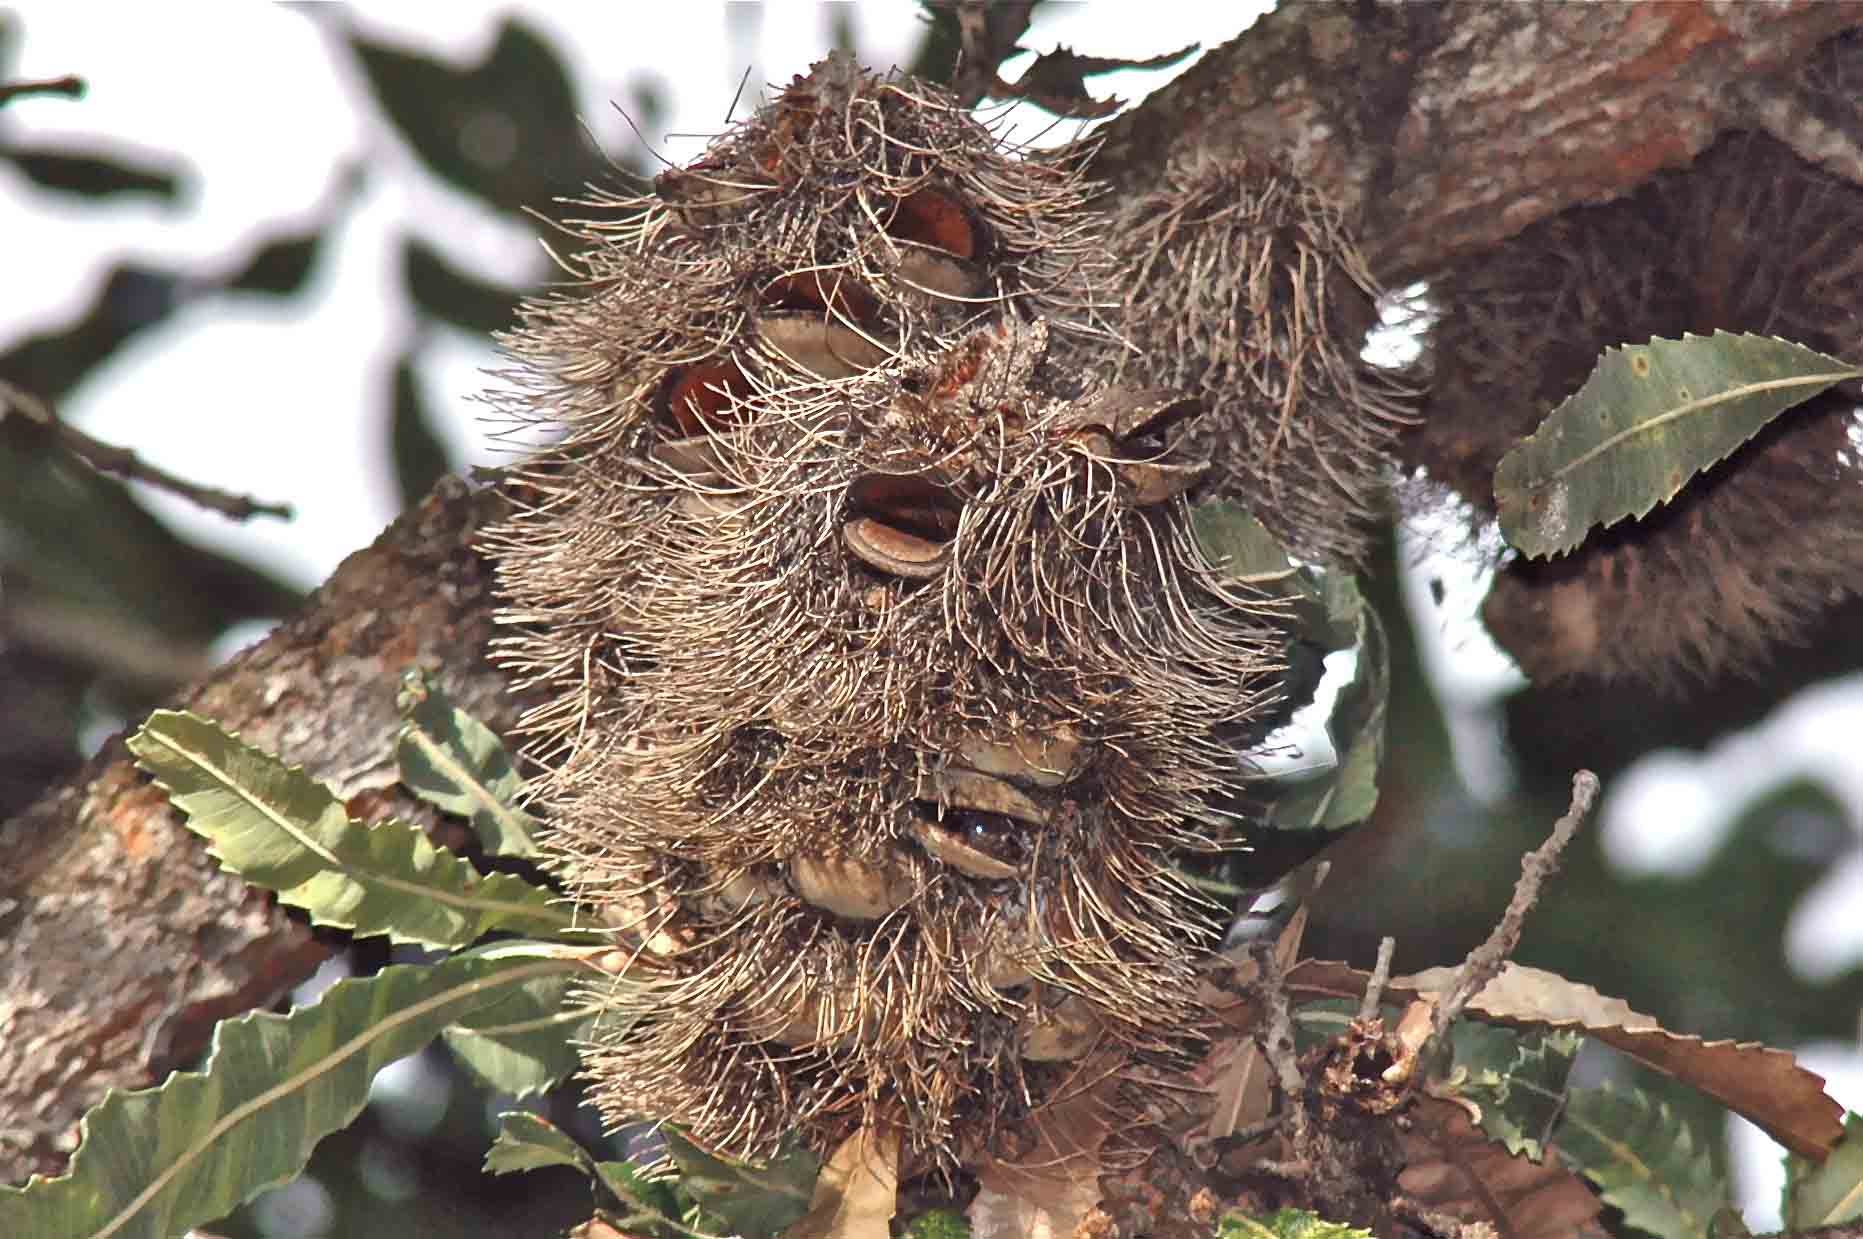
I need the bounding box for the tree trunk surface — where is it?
[4,0,1860,1186]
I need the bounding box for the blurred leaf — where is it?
[0,953,559,1239]
[128,709,584,949]
[1557,1083,1726,1239]
[1708,1207,1753,1238]
[1783,1113,1863,1227]
[2,264,185,402]
[0,146,181,199]
[0,414,301,654]
[1450,1026,1580,1161]
[441,959,598,1098]
[1259,577,1388,832]
[999,42,1200,119]
[389,356,452,508]
[1495,331,1863,558]
[396,666,541,858]
[661,1127,819,1239]
[225,229,322,296]
[401,235,526,335]
[348,18,602,217]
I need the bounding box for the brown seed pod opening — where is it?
[661,359,753,436]
[756,313,893,378]
[842,472,963,580]
[955,724,1091,789]
[788,849,917,921]
[759,269,881,324]
[884,186,982,260]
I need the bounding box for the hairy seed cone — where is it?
[1109,155,1413,567]
[1411,131,1863,689]
[485,56,1289,1166]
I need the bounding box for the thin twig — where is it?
[1430,771,1601,1043]
[1250,935,1311,1154]
[1358,936,1396,1022]
[0,74,85,106]
[0,379,293,522]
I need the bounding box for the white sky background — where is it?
[3,4,1859,1228]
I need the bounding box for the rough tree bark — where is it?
[4,0,1861,1187]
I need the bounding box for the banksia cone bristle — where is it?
[1108,156,1413,567]
[1412,131,1863,688]
[484,54,1291,1167]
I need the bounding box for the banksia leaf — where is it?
[1495,331,1862,558]
[0,953,571,1239]
[1557,1083,1727,1239]
[661,1129,819,1239]
[395,666,541,858]
[441,944,604,1097]
[1783,1113,1863,1227]
[484,1112,650,1215]
[129,709,580,949]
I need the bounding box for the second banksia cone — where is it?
[1411,130,1863,689]
[1109,155,1412,568]
[486,55,1335,1166]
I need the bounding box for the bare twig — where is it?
[0,379,293,522]
[1250,935,1311,1156]
[1358,936,1396,1022]
[0,74,85,106]
[1430,771,1601,1043]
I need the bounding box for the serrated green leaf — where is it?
[905,1206,970,1239]
[1450,1026,1580,1161]
[396,667,540,858]
[1557,1083,1728,1239]
[0,953,570,1239]
[1217,1207,1373,1238]
[129,709,579,948]
[1784,1113,1863,1226]
[441,963,598,1098]
[493,1112,674,1228]
[1495,331,1863,558]
[662,1127,820,1239]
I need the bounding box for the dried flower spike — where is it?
[484,55,1295,1168]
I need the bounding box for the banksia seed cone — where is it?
[1411,131,1863,689]
[1109,156,1412,567]
[485,55,1288,1166]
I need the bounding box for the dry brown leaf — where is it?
[1196,905,1311,1138]
[1288,959,1846,1159]
[1398,964,1658,1031]
[1400,1096,1610,1239]
[783,1125,898,1239]
[972,1052,1121,1238]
